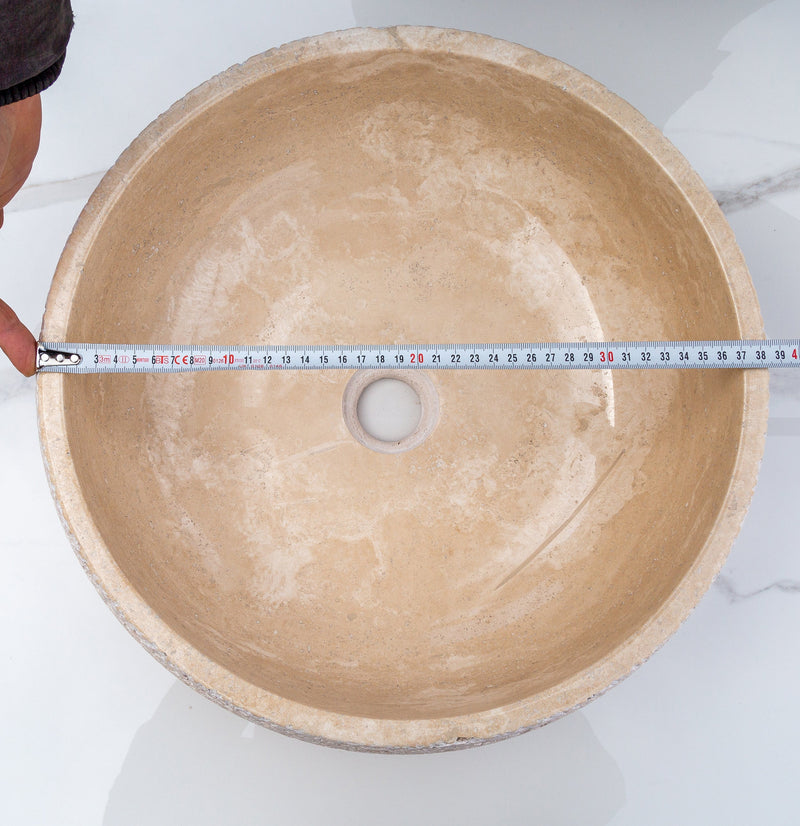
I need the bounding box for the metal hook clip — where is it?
[36,346,82,370]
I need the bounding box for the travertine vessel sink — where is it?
[38,27,768,751]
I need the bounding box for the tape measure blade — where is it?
[35,340,800,372]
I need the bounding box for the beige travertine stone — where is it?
[37,27,768,751]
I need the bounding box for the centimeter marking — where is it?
[37,339,800,373]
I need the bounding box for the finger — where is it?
[0,298,37,377]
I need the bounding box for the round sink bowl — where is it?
[38,27,768,751]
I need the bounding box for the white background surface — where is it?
[2,1,800,823]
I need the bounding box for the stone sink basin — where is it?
[37,27,768,751]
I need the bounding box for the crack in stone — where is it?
[494,449,626,591]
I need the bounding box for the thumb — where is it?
[0,298,37,377]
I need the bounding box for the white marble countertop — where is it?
[2,2,799,823]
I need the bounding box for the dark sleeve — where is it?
[0,0,74,106]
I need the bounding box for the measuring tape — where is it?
[36,339,800,373]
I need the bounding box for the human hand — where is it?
[0,95,42,377]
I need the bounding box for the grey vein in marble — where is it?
[6,172,106,213]
[715,573,800,603]
[714,165,800,213]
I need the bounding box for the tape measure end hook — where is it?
[37,345,82,370]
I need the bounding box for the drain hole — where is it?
[357,378,421,442]
[343,369,439,454]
